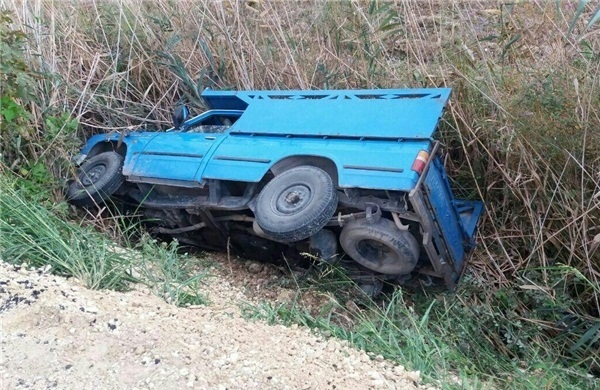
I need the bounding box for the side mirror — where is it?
[172,105,190,129]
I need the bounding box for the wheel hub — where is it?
[285,191,302,204]
[80,164,107,186]
[275,184,311,215]
[357,239,394,267]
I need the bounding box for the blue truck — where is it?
[68,88,483,292]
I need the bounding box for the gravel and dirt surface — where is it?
[0,259,431,389]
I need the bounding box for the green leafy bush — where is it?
[0,10,36,165]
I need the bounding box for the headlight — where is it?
[72,154,87,166]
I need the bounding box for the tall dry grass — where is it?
[2,0,599,375]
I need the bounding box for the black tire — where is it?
[255,165,338,242]
[67,152,125,207]
[340,218,419,275]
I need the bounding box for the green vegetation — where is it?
[0,10,35,160]
[0,175,207,305]
[135,235,208,306]
[0,177,136,290]
[0,1,598,388]
[0,8,207,306]
[244,262,598,389]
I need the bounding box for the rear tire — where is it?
[67,152,124,207]
[340,218,419,275]
[255,165,337,242]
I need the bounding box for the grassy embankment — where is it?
[1,1,598,388]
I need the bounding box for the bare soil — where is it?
[0,259,431,389]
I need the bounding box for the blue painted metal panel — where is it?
[202,88,450,139]
[455,200,484,248]
[423,157,472,270]
[202,88,451,107]
[227,99,443,139]
[200,135,429,191]
[81,132,157,176]
[130,133,222,182]
[80,134,116,155]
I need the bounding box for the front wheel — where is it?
[66,151,124,207]
[340,218,419,275]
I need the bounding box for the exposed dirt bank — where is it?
[0,260,430,389]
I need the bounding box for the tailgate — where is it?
[421,156,483,273]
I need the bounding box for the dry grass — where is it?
[3,0,599,377]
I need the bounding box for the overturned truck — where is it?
[68,88,483,293]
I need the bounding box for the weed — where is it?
[134,235,208,306]
[0,170,209,306]
[245,284,598,389]
[0,175,136,290]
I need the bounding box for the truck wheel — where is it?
[66,152,124,207]
[340,218,419,275]
[255,165,337,242]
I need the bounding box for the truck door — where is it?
[130,133,220,185]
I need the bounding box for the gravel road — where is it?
[0,260,430,389]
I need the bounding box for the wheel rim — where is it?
[79,163,107,187]
[356,239,396,268]
[272,184,313,215]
